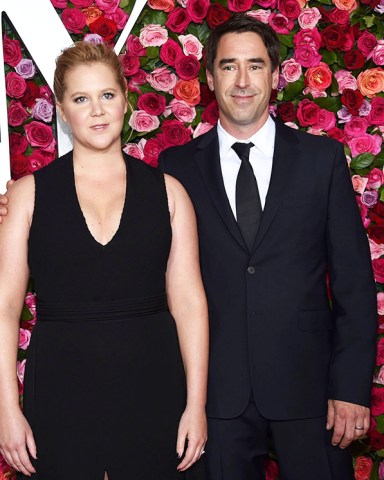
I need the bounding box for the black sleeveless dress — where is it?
[20,151,205,480]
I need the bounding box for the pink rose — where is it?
[305,62,332,91]
[174,54,200,80]
[374,365,384,385]
[312,109,336,131]
[178,34,203,60]
[121,53,140,76]
[83,33,104,44]
[348,133,382,157]
[281,58,302,82]
[358,31,378,58]
[367,167,384,190]
[139,24,168,47]
[6,72,26,98]
[137,93,167,116]
[71,0,93,6]
[294,45,322,68]
[128,70,147,94]
[165,98,196,123]
[17,359,26,385]
[334,70,357,94]
[95,0,119,14]
[298,7,321,29]
[128,110,160,133]
[126,35,147,57]
[369,238,384,260]
[143,135,167,167]
[351,175,368,194]
[3,33,22,67]
[105,8,128,30]
[344,117,369,138]
[368,97,384,126]
[123,139,145,160]
[19,328,31,350]
[302,87,327,98]
[294,28,322,49]
[227,0,253,12]
[61,7,87,33]
[186,0,210,22]
[254,0,277,8]
[7,100,29,127]
[268,12,294,34]
[24,121,56,151]
[193,122,215,138]
[160,38,183,67]
[278,0,301,19]
[369,40,384,66]
[32,98,54,123]
[147,67,177,93]
[247,9,271,23]
[15,59,36,79]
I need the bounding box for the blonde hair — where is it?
[54,41,126,102]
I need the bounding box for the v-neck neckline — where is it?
[71,154,128,248]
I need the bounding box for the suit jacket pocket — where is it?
[298,310,333,332]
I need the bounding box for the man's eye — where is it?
[222,66,235,71]
[250,65,261,70]
[74,96,86,103]
[103,92,114,99]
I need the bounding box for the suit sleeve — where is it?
[327,143,377,407]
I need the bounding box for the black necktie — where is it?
[233,142,262,251]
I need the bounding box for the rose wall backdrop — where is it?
[2,0,384,478]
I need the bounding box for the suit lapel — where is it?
[252,120,300,253]
[195,127,248,251]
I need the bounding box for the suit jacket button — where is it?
[247,266,256,274]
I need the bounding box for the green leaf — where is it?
[321,50,337,65]
[380,187,384,203]
[370,461,379,480]
[187,22,211,44]
[119,0,130,8]
[377,448,384,457]
[350,153,375,170]
[376,415,384,434]
[363,15,375,28]
[316,0,332,4]
[144,10,167,26]
[279,44,288,62]
[312,96,341,113]
[146,46,159,59]
[374,153,384,168]
[277,33,294,48]
[282,80,305,101]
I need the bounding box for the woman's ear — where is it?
[56,102,67,123]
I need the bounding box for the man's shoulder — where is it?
[277,121,341,153]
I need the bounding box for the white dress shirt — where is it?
[217,116,276,219]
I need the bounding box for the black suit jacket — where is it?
[159,120,377,420]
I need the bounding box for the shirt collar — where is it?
[217,116,276,159]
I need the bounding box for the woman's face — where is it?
[57,62,127,154]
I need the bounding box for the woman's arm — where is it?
[164,174,209,472]
[0,175,37,476]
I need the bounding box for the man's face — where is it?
[206,31,279,138]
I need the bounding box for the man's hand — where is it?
[0,180,14,223]
[327,399,370,448]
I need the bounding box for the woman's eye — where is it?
[103,92,114,99]
[74,96,86,103]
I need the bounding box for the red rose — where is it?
[7,100,30,127]
[201,100,219,125]
[206,4,232,29]
[371,386,384,416]
[137,93,166,116]
[368,97,384,126]
[121,53,140,76]
[174,54,200,80]
[90,16,117,41]
[343,50,365,71]
[143,135,166,167]
[160,39,183,67]
[321,25,346,51]
[126,35,147,57]
[227,0,253,12]
[328,8,350,27]
[24,121,55,150]
[186,0,209,23]
[327,127,345,144]
[372,258,384,283]
[369,225,384,243]
[21,81,40,108]
[265,458,280,480]
[11,153,29,180]
[369,428,384,449]
[29,149,55,172]
[161,119,191,147]
[377,337,384,365]
[61,7,86,33]
[341,89,364,116]
[278,0,301,19]
[357,31,377,58]
[297,99,320,126]
[5,72,27,99]
[354,456,373,480]
[199,83,216,107]
[3,34,22,67]
[165,7,191,34]
[9,132,28,155]
[370,202,384,226]
[276,101,297,122]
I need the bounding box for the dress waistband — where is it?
[36,293,169,322]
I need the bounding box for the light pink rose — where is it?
[351,175,368,194]
[348,133,383,157]
[19,328,31,350]
[128,110,160,133]
[281,58,302,82]
[298,7,321,29]
[32,98,54,123]
[84,33,104,44]
[344,117,369,138]
[105,8,128,30]
[95,0,119,13]
[302,87,327,98]
[374,365,384,385]
[246,9,271,23]
[367,167,384,190]
[139,24,168,47]
[337,106,352,124]
[178,34,203,60]
[307,128,324,136]
[15,59,36,79]
[334,70,358,94]
[312,109,336,131]
[164,98,196,123]
[123,138,146,159]
[193,122,215,138]
[369,238,384,260]
[17,359,26,385]
[359,100,372,117]
[146,67,177,93]
[284,121,299,129]
[369,40,384,66]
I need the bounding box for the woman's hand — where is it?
[176,404,207,471]
[0,407,37,476]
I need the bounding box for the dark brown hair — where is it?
[54,41,126,102]
[205,14,280,74]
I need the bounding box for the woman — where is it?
[0,42,208,479]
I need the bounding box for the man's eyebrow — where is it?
[218,57,266,66]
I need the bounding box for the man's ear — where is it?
[271,67,279,90]
[206,69,214,92]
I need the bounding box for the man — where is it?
[0,14,377,480]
